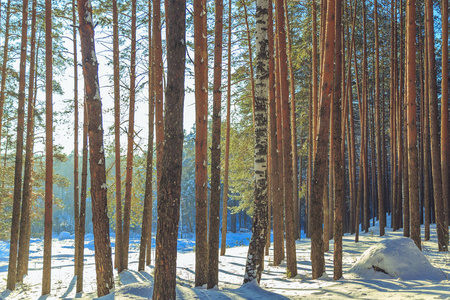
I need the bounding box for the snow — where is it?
[0,221,449,299]
[348,237,447,281]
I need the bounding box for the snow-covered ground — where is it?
[0,221,448,299]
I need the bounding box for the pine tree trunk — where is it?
[333,0,344,280]
[154,0,164,204]
[276,0,297,277]
[16,0,37,281]
[311,0,335,279]
[194,0,209,287]
[390,0,398,230]
[374,0,385,237]
[243,0,269,284]
[406,0,420,249]
[152,2,186,297]
[112,0,123,273]
[426,0,448,252]
[273,4,285,263]
[208,0,223,289]
[76,100,88,293]
[221,0,233,257]
[284,0,300,240]
[122,0,137,270]
[440,0,449,230]
[77,0,115,295]
[42,0,52,294]
[73,0,80,278]
[0,0,11,153]
[423,13,431,240]
[139,0,154,271]
[241,0,256,120]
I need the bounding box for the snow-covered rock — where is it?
[349,237,447,281]
[58,231,71,240]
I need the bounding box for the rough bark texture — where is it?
[77,0,115,295]
[243,0,269,284]
[152,1,185,297]
[333,0,344,281]
[112,0,123,273]
[76,101,88,293]
[16,0,37,282]
[406,0,421,249]
[154,0,164,199]
[374,0,385,237]
[122,0,137,270]
[139,0,154,271]
[311,0,335,279]
[42,0,52,294]
[194,0,209,287]
[441,0,449,230]
[426,0,448,252]
[6,0,29,290]
[220,0,232,257]
[208,0,223,289]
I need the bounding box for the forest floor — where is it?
[0,220,449,299]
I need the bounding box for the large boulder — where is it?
[349,238,447,281]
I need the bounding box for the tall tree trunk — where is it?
[390,0,398,230]
[423,11,431,240]
[441,0,449,230]
[333,0,344,281]
[77,0,115,295]
[208,0,223,289]
[426,0,448,252]
[284,0,300,240]
[6,0,28,290]
[112,0,123,273]
[16,0,37,281]
[243,0,269,284]
[406,0,420,249]
[194,0,209,287]
[76,99,88,293]
[42,0,52,294]
[276,0,297,277]
[152,1,186,297]
[122,0,137,270]
[0,0,11,153]
[311,0,335,279]
[139,0,154,271]
[154,0,164,204]
[374,0,385,236]
[362,0,369,233]
[273,13,285,263]
[241,0,256,120]
[221,0,232,257]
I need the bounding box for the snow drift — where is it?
[349,237,447,281]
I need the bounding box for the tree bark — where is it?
[112,0,123,273]
[208,0,223,289]
[276,0,297,277]
[243,0,269,284]
[426,0,448,252]
[122,0,137,270]
[406,0,421,249]
[77,0,115,295]
[440,0,449,230]
[16,0,37,281]
[0,0,11,153]
[311,0,335,280]
[333,0,344,280]
[42,0,52,294]
[152,1,186,297]
[221,0,233,257]
[76,99,88,293]
[194,0,209,287]
[139,0,154,271]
